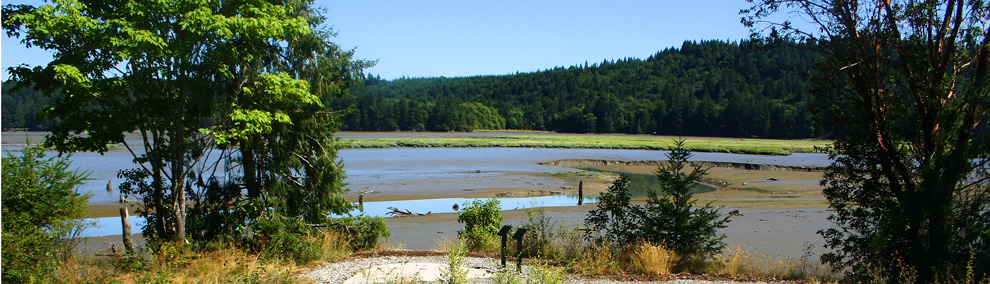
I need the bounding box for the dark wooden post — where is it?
[120,207,135,253]
[578,181,584,205]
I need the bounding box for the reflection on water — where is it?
[81,216,147,238]
[345,194,594,218]
[593,170,718,198]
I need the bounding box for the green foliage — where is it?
[457,199,503,251]
[440,239,469,284]
[0,82,58,130]
[3,0,368,247]
[640,140,730,259]
[584,176,637,246]
[242,212,388,263]
[331,40,824,138]
[332,215,391,250]
[745,1,990,283]
[1,146,90,283]
[585,140,729,265]
[248,212,321,263]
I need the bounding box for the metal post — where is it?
[497,225,512,268]
[512,228,527,272]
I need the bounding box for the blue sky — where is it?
[2,0,763,80]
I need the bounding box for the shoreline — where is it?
[3,130,831,156]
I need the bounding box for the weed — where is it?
[575,243,618,277]
[440,239,469,284]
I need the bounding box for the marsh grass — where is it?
[344,135,830,155]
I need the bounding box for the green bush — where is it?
[247,212,389,263]
[457,199,503,252]
[2,146,91,283]
[333,215,391,250]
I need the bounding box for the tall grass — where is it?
[629,242,680,276]
[51,231,352,283]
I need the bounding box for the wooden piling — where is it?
[578,180,584,205]
[120,207,135,253]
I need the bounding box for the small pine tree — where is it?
[636,139,730,260]
[585,139,730,265]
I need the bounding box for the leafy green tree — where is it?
[2,146,90,283]
[3,0,371,247]
[744,0,990,282]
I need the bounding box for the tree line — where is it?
[332,40,825,138]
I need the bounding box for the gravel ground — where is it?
[301,255,777,284]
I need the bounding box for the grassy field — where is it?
[343,133,831,156]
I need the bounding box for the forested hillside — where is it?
[332,40,825,138]
[1,82,57,131]
[2,40,824,138]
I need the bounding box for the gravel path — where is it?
[301,255,778,284]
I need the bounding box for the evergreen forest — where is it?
[334,40,825,138]
[4,40,826,139]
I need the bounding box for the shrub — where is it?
[249,212,320,263]
[333,215,391,250]
[1,146,91,283]
[457,199,503,252]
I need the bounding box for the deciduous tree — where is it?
[744,0,990,282]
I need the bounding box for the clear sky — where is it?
[2,0,761,80]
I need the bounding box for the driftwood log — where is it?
[386,207,431,217]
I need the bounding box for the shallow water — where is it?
[1,146,831,204]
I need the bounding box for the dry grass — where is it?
[716,246,837,281]
[49,231,354,283]
[629,242,680,276]
[574,243,619,277]
[312,230,353,262]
